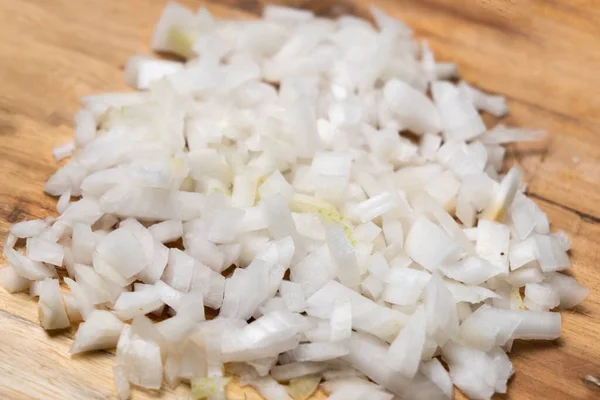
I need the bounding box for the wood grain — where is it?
[0,0,599,399]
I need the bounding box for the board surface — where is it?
[1,0,599,399]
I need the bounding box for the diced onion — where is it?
[3,3,584,400]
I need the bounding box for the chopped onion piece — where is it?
[546,272,589,309]
[289,342,349,362]
[0,265,31,293]
[419,358,453,399]
[480,167,522,222]
[71,310,124,353]
[148,219,183,243]
[279,281,307,313]
[432,81,486,141]
[386,305,426,378]
[52,141,75,162]
[10,219,48,239]
[38,278,71,330]
[383,79,441,135]
[405,216,461,272]
[458,305,560,351]
[25,236,64,267]
[325,224,360,290]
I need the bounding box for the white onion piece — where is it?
[405,216,461,272]
[94,228,146,279]
[420,133,442,161]
[383,267,430,306]
[480,124,547,145]
[116,318,164,390]
[524,282,560,311]
[411,191,475,256]
[261,195,305,259]
[125,54,183,90]
[507,265,544,287]
[366,253,390,279]
[442,341,512,399]
[533,234,571,272]
[10,219,48,239]
[259,170,294,201]
[154,279,185,311]
[458,305,560,351]
[4,232,17,250]
[279,281,307,313]
[208,207,246,244]
[247,357,277,377]
[419,358,453,399]
[113,364,131,400]
[232,173,259,207]
[263,4,314,24]
[113,288,165,320]
[30,280,43,298]
[164,248,196,292]
[476,220,509,274]
[432,81,486,141]
[386,305,426,378]
[52,141,75,162]
[148,220,183,243]
[0,265,31,293]
[444,280,499,304]
[342,332,448,399]
[74,263,122,305]
[289,342,349,362]
[221,310,309,363]
[361,275,384,301]
[25,237,64,266]
[5,247,57,282]
[38,278,71,330]
[64,277,95,320]
[325,224,360,290]
[311,151,352,178]
[44,160,88,197]
[458,81,508,117]
[488,346,514,393]
[100,186,204,221]
[546,272,589,309]
[63,293,83,323]
[290,245,336,298]
[71,310,124,353]
[439,256,502,285]
[150,2,197,58]
[347,192,398,223]
[424,273,459,346]
[74,108,96,147]
[480,167,522,222]
[137,238,169,284]
[551,231,571,252]
[307,280,407,342]
[509,236,537,270]
[329,297,352,341]
[383,79,441,135]
[71,223,96,265]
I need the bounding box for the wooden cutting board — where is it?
[1,0,599,399]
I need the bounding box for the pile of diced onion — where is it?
[0,3,590,400]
